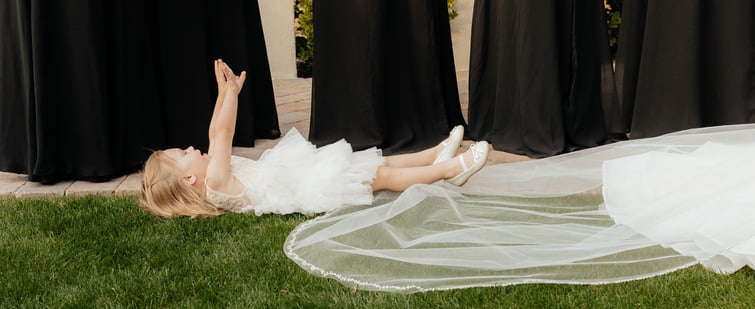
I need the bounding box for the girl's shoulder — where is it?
[205,178,253,213]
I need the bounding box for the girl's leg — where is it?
[382,147,440,168]
[383,125,464,168]
[372,148,474,192]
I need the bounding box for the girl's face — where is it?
[164,146,209,177]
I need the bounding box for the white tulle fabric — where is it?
[284,124,755,293]
[206,128,384,216]
[603,141,755,274]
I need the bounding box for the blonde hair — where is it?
[139,150,224,218]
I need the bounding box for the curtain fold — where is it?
[0,0,280,184]
[308,0,466,154]
[615,0,755,138]
[467,0,620,158]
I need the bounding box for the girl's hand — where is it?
[222,62,246,95]
[214,59,228,95]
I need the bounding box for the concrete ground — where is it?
[0,72,530,199]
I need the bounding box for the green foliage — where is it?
[3,195,755,307]
[605,0,623,56]
[294,0,459,77]
[294,0,314,77]
[447,0,459,21]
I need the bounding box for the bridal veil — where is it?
[284,124,755,293]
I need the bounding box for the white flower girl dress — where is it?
[205,128,384,215]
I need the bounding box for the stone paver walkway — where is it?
[0,72,530,199]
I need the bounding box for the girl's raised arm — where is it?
[205,60,247,194]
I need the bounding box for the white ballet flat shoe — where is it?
[433,125,465,164]
[446,141,489,186]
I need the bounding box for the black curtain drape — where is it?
[308,0,467,154]
[467,0,621,158]
[0,0,280,184]
[615,0,755,139]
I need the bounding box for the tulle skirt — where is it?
[239,128,384,216]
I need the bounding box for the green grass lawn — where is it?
[2,195,754,308]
